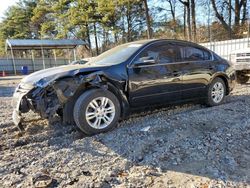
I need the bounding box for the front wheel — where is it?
[73,89,121,135]
[206,78,226,106]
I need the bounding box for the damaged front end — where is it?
[12,80,65,131]
[12,83,34,130]
[12,74,92,130]
[12,70,129,131]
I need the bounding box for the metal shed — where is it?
[5,39,86,75]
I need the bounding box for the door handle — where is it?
[172,78,181,82]
[163,71,181,79]
[209,65,214,70]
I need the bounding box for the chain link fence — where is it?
[0,58,70,75]
[1,38,250,75]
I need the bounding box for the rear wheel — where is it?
[73,89,121,135]
[206,78,226,106]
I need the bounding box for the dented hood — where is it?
[21,64,109,87]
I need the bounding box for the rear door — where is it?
[176,44,213,100]
[127,42,183,107]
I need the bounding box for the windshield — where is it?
[88,43,143,65]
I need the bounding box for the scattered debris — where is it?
[140,126,151,132]
[32,173,52,188]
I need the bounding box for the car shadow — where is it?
[83,94,250,185]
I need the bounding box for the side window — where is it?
[134,43,177,64]
[180,46,204,61]
[178,45,212,61]
[203,50,212,60]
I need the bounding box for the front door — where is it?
[127,42,183,107]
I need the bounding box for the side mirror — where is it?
[134,56,157,67]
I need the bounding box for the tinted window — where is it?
[178,46,211,61]
[134,43,177,64]
[180,46,204,61]
[203,50,212,60]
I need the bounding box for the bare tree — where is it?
[241,0,248,25]
[211,0,248,38]
[165,0,177,38]
[184,4,187,38]
[179,0,191,41]
[143,0,152,39]
[229,0,232,39]
[166,0,176,20]
[234,0,247,27]
[190,0,196,41]
[211,0,233,38]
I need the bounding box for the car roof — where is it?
[129,39,209,50]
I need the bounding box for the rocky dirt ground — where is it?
[0,76,250,188]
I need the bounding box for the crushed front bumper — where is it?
[12,109,23,131]
[12,83,33,130]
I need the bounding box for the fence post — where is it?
[31,50,35,72]
[10,48,17,75]
[53,49,57,66]
[73,48,77,61]
[41,46,46,69]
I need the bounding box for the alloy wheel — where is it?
[211,82,224,103]
[85,97,116,129]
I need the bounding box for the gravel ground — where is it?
[0,77,250,188]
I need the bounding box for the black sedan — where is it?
[12,39,236,135]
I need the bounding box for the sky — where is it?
[0,0,19,21]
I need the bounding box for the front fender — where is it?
[59,73,130,124]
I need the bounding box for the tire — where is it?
[206,77,226,106]
[73,89,121,135]
[237,75,249,84]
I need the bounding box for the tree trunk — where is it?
[93,22,99,55]
[241,0,247,25]
[143,0,152,39]
[187,0,191,41]
[86,23,92,56]
[179,0,191,40]
[114,32,118,43]
[184,5,186,39]
[229,0,232,39]
[234,0,240,27]
[207,0,212,42]
[167,0,176,38]
[126,5,132,42]
[190,0,196,41]
[102,28,106,52]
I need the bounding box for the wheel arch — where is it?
[210,73,230,95]
[62,80,129,124]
